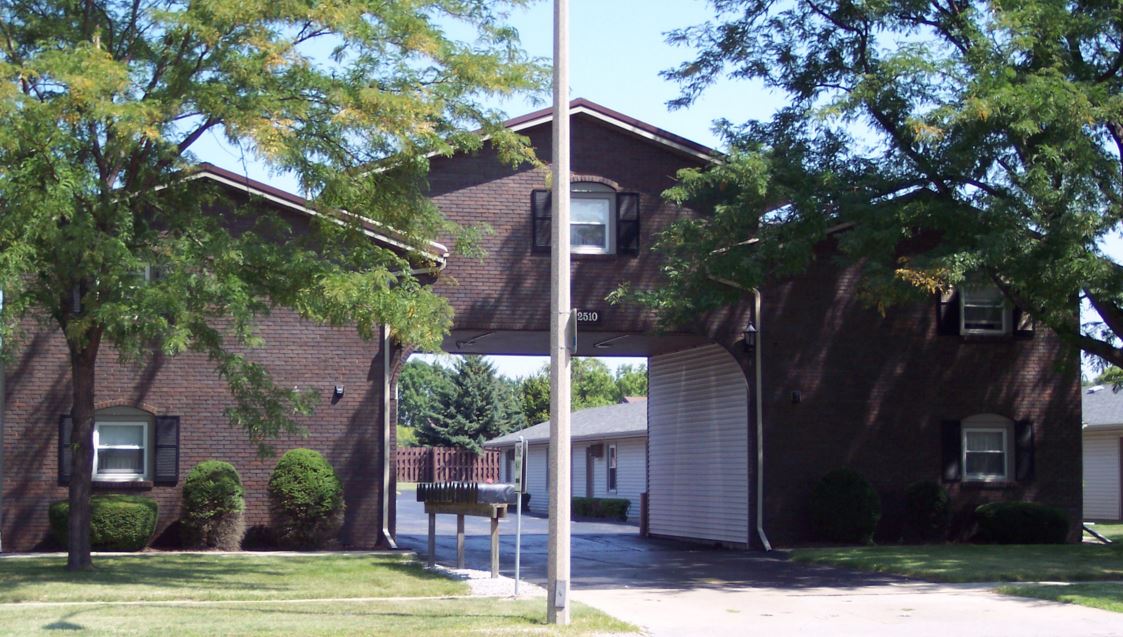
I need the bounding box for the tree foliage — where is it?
[518,359,648,425]
[0,0,543,569]
[414,355,525,452]
[649,0,1123,367]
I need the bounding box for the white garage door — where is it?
[648,344,750,544]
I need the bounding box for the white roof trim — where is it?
[507,105,716,163]
[191,170,449,264]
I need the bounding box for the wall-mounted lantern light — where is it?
[743,321,757,351]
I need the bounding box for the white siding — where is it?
[648,344,750,544]
[494,436,647,522]
[525,443,549,513]
[1084,430,1122,521]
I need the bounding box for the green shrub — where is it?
[974,501,1070,544]
[571,497,630,521]
[268,448,345,549]
[49,495,158,551]
[903,481,950,542]
[809,468,881,544]
[182,460,246,550]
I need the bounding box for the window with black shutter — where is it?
[531,185,641,256]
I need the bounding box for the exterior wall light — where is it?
[743,321,757,351]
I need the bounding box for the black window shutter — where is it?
[941,419,962,482]
[531,190,551,252]
[937,290,960,336]
[1014,419,1034,481]
[154,416,180,485]
[58,415,73,486]
[1012,307,1035,339]
[616,193,640,255]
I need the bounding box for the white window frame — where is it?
[961,419,1012,482]
[607,443,618,493]
[93,421,149,482]
[960,286,1010,335]
[570,184,616,255]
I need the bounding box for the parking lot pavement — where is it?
[394,489,1123,636]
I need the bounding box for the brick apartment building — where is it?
[0,99,1080,551]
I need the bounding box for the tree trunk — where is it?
[66,333,101,572]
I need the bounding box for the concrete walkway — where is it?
[395,489,1122,636]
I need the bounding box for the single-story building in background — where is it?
[1083,385,1122,521]
[485,399,647,522]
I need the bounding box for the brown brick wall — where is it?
[1,309,388,551]
[754,242,1081,544]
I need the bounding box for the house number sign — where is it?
[575,309,602,325]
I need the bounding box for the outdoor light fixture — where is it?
[743,321,757,351]
[334,385,345,400]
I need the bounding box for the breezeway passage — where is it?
[395,490,1123,637]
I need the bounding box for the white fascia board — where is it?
[191,171,449,264]
[507,107,717,164]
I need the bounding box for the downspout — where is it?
[379,260,446,548]
[380,323,397,549]
[709,276,772,551]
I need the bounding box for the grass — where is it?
[999,583,1123,614]
[1084,523,1123,543]
[790,544,1123,582]
[0,554,635,635]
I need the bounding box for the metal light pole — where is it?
[547,0,572,625]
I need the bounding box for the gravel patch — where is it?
[428,564,546,598]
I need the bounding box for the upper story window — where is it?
[531,185,640,256]
[571,184,615,254]
[960,286,1010,335]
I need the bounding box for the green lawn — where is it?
[1084,523,1123,543]
[999,583,1123,614]
[790,544,1123,582]
[0,554,635,635]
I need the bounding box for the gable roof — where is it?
[1083,385,1123,428]
[485,399,647,447]
[190,163,449,264]
[503,98,719,163]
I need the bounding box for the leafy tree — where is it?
[0,1,542,570]
[415,356,522,452]
[647,0,1123,368]
[517,358,642,424]
[613,364,648,401]
[1094,366,1123,387]
[572,358,617,410]
[398,360,455,431]
[518,367,551,426]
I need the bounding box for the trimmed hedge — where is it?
[49,495,158,551]
[572,497,630,521]
[268,448,345,549]
[974,501,1070,544]
[809,468,881,544]
[903,481,950,542]
[182,460,246,550]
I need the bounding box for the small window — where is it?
[571,184,615,254]
[960,286,1009,335]
[94,422,148,481]
[962,415,1013,482]
[607,444,618,492]
[92,407,153,482]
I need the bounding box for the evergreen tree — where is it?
[416,356,520,452]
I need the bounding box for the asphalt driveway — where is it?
[394,488,1121,636]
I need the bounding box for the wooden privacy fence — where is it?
[396,447,501,483]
